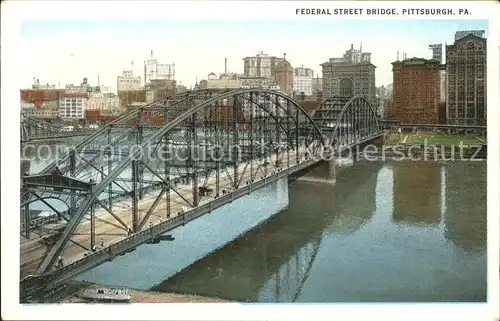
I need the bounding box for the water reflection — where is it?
[392,161,441,226]
[443,163,487,253]
[151,161,486,302]
[152,161,382,301]
[326,162,381,233]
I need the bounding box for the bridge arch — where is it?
[311,96,380,146]
[34,89,325,274]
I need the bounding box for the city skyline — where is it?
[21,19,488,92]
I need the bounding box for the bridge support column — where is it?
[327,160,336,184]
[131,160,139,232]
[107,129,113,210]
[191,113,199,206]
[232,96,240,188]
[24,203,30,239]
[137,112,144,200]
[164,120,171,218]
[69,152,76,217]
[90,200,95,250]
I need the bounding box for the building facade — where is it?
[204,73,242,89]
[145,54,175,84]
[117,70,142,92]
[293,66,314,96]
[239,76,278,89]
[243,52,272,78]
[20,89,64,118]
[271,59,294,96]
[86,93,120,111]
[156,63,175,80]
[59,93,88,119]
[321,44,376,106]
[446,33,487,125]
[391,58,440,124]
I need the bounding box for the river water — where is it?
[70,159,486,302]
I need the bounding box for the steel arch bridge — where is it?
[19,89,382,297]
[311,96,380,147]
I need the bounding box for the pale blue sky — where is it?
[21,19,488,91]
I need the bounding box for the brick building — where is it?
[391,58,440,124]
[271,59,294,95]
[20,89,65,118]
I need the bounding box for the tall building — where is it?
[428,44,443,63]
[156,63,175,80]
[117,70,142,92]
[446,32,487,125]
[391,58,440,124]
[144,51,175,84]
[271,58,293,96]
[293,66,314,96]
[243,52,272,78]
[321,44,376,106]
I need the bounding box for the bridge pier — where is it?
[291,160,336,185]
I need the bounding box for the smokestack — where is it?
[98,75,100,87]
[351,44,354,50]
[225,58,227,74]
[397,51,400,61]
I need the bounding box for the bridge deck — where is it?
[20,131,385,298]
[20,149,304,278]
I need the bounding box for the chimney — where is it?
[98,75,100,87]
[351,44,354,50]
[225,58,227,74]
[397,51,400,61]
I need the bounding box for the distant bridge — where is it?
[21,115,93,143]
[19,89,384,300]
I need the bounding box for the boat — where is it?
[78,286,131,303]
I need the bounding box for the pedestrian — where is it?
[100,238,104,248]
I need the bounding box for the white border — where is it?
[1,1,499,320]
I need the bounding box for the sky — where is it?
[21,19,488,92]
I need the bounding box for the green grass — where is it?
[405,132,482,146]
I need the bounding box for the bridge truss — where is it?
[21,115,92,143]
[311,96,380,147]
[19,89,381,294]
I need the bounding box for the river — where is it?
[70,159,486,302]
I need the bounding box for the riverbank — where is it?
[59,281,229,303]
